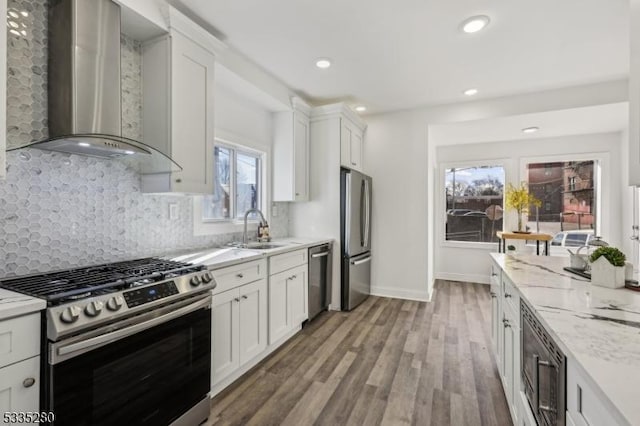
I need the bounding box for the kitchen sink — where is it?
[245,243,283,250]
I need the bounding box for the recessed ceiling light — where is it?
[522,127,540,134]
[20,10,29,17]
[124,150,135,155]
[78,142,91,147]
[315,58,331,69]
[461,15,490,34]
[463,88,478,96]
[354,105,367,112]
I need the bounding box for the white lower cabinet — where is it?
[0,356,39,420]
[211,278,267,387]
[268,264,308,345]
[238,280,268,364]
[566,361,622,426]
[501,301,520,425]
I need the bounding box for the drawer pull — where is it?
[489,292,497,298]
[236,273,244,279]
[242,295,248,300]
[234,298,240,303]
[23,378,36,388]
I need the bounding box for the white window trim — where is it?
[193,130,271,237]
[518,151,608,247]
[438,159,509,249]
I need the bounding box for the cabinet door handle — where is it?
[491,272,498,277]
[175,178,182,183]
[502,318,511,328]
[351,161,357,166]
[504,292,512,298]
[236,273,244,278]
[288,275,297,281]
[490,292,497,298]
[23,378,36,388]
[242,295,248,300]
[295,192,300,196]
[234,298,240,303]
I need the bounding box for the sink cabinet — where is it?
[211,277,268,387]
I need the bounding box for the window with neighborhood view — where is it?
[445,165,505,243]
[526,160,597,247]
[202,144,262,221]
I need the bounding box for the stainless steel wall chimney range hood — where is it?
[7,0,180,174]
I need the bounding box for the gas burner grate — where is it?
[0,258,203,304]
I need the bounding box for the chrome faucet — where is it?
[243,208,268,247]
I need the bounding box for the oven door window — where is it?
[50,307,211,426]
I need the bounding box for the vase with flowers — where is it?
[505,182,542,233]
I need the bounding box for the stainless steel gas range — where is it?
[0,258,216,426]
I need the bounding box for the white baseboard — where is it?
[435,272,490,285]
[370,286,430,302]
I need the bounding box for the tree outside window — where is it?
[445,165,505,243]
[203,144,262,221]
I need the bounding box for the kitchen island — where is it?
[490,253,640,426]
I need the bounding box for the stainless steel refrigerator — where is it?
[340,168,372,311]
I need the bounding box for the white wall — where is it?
[365,111,430,301]
[364,82,628,299]
[214,85,273,149]
[433,133,623,283]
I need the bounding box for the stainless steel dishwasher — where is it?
[308,243,332,321]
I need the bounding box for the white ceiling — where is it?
[429,103,629,146]
[176,0,628,114]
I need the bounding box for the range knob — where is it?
[106,296,124,312]
[202,272,213,284]
[60,306,81,324]
[84,301,104,317]
[189,275,202,287]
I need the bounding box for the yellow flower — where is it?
[505,182,542,214]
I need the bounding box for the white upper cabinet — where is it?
[0,0,7,179]
[140,7,221,194]
[630,0,640,186]
[341,118,364,172]
[273,97,311,201]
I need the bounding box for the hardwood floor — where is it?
[207,280,511,426]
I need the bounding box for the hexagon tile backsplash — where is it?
[0,150,289,278]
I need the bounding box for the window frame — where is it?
[193,132,270,236]
[439,160,508,249]
[519,152,607,256]
[202,142,263,222]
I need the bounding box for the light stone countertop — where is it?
[165,237,334,270]
[0,288,46,321]
[490,253,640,426]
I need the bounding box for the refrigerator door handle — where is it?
[360,180,366,247]
[350,256,372,266]
[364,179,371,248]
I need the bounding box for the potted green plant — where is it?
[589,246,626,288]
[505,182,541,233]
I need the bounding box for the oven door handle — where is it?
[53,295,211,363]
[536,357,558,414]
